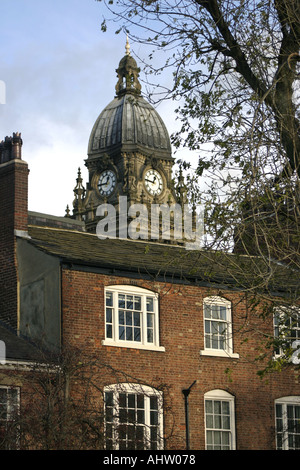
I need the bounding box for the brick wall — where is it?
[61,267,300,450]
[0,133,28,329]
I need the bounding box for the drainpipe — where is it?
[182,380,196,450]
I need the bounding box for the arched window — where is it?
[104,383,163,450]
[275,396,300,450]
[204,389,236,450]
[103,285,164,352]
[200,296,239,358]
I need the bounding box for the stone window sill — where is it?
[200,349,239,359]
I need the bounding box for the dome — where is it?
[87,40,172,159]
[87,93,172,158]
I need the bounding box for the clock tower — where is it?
[71,39,186,241]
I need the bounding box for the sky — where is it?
[1,0,187,216]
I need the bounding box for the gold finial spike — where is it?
[125,34,131,56]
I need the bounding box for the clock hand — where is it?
[99,177,111,187]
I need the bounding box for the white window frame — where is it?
[102,285,165,352]
[273,306,300,360]
[275,396,300,450]
[200,296,239,358]
[204,389,236,450]
[0,386,20,449]
[104,383,164,450]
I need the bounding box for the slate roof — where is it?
[0,323,42,363]
[24,223,299,296]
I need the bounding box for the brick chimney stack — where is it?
[0,132,29,329]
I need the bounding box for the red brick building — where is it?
[0,43,299,451]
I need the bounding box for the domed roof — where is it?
[87,94,172,158]
[87,40,172,159]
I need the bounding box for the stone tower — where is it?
[71,39,190,242]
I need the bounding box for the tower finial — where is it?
[125,34,131,56]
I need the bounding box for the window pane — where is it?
[220,306,227,320]
[137,394,144,409]
[222,415,230,430]
[211,305,219,319]
[134,328,141,342]
[128,394,135,409]
[119,408,127,423]
[147,313,154,343]
[106,324,112,338]
[128,409,135,423]
[147,297,154,312]
[147,329,154,343]
[287,405,294,419]
[119,311,125,325]
[106,292,113,306]
[105,392,113,407]
[214,414,221,429]
[222,401,230,415]
[147,314,153,327]
[150,396,158,410]
[137,409,145,424]
[126,327,133,341]
[276,404,282,418]
[204,305,211,319]
[119,325,125,340]
[134,296,141,311]
[222,431,230,446]
[206,414,213,428]
[214,431,221,444]
[277,433,283,450]
[205,400,213,414]
[119,294,125,308]
[150,427,158,448]
[126,295,133,309]
[106,307,112,322]
[206,430,213,445]
[126,311,133,326]
[119,393,126,408]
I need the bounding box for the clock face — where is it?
[144,169,163,196]
[97,170,116,196]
